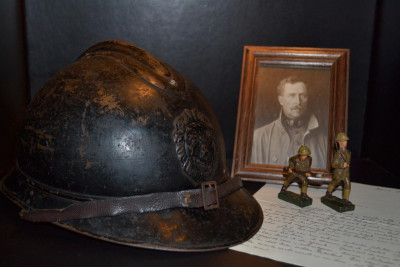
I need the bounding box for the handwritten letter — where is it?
[232,183,400,267]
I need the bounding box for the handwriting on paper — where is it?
[231,183,400,267]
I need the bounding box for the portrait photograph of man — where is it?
[251,65,330,170]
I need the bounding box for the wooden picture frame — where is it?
[232,46,349,185]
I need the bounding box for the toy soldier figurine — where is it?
[321,133,355,212]
[278,145,313,207]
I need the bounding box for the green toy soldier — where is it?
[326,133,352,202]
[321,133,355,212]
[279,146,312,207]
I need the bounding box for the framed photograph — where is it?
[232,46,349,184]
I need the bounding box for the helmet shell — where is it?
[336,132,349,141]
[298,145,311,156]
[1,40,262,251]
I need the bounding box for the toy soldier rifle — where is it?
[292,170,312,177]
[284,166,315,178]
[338,151,348,166]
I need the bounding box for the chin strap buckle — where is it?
[201,181,219,210]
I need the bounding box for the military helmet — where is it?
[298,145,311,156]
[0,40,262,251]
[336,132,349,141]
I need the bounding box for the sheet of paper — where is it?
[231,183,400,266]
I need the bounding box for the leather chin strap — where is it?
[20,177,243,222]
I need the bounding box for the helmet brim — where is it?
[1,167,263,251]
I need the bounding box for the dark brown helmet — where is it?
[1,40,262,251]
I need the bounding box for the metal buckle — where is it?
[201,181,219,210]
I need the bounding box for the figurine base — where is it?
[278,191,312,208]
[321,195,355,212]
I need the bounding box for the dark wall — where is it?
[2,0,397,177]
[0,0,28,176]
[362,1,400,176]
[23,0,377,159]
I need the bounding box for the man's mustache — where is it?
[291,105,304,111]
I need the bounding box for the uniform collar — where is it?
[278,111,319,132]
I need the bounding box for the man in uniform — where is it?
[251,76,327,169]
[280,145,312,199]
[325,133,352,203]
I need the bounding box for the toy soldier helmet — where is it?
[298,145,311,156]
[336,133,349,141]
[0,40,263,251]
